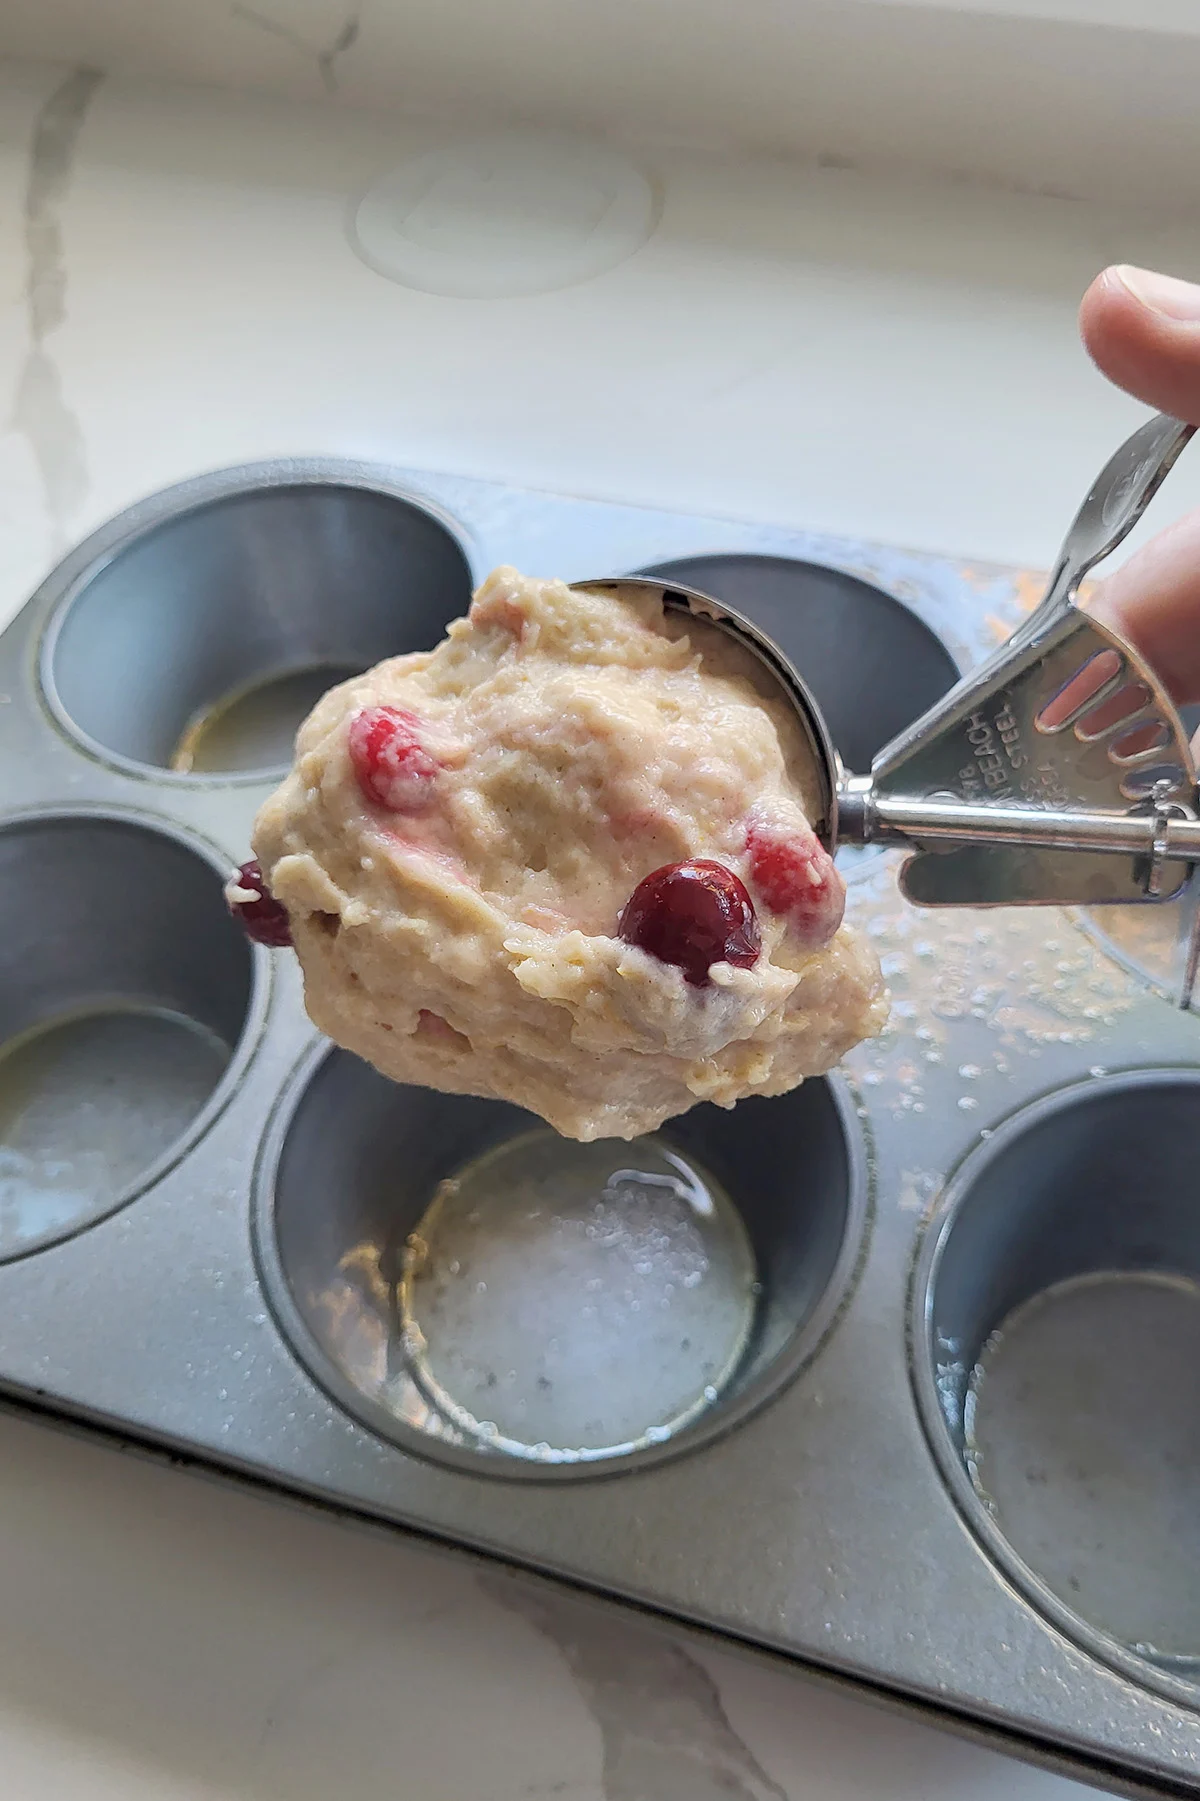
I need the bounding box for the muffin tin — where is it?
[2,458,1200,1797]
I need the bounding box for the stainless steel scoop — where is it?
[577,412,1200,927]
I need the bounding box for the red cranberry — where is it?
[348,706,440,812]
[618,860,760,987]
[746,823,844,947]
[226,859,292,948]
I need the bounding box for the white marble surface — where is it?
[5,0,1200,212]
[1,52,1198,1798]
[0,1409,1092,1801]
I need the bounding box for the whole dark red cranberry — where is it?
[746,823,844,947]
[226,859,292,948]
[348,705,440,812]
[617,859,760,986]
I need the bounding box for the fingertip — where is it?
[1077,264,1200,424]
[1079,266,1132,360]
[1078,266,1155,387]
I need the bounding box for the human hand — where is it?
[1080,267,1200,709]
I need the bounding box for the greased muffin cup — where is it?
[253,1043,867,1475]
[0,809,261,1257]
[42,473,472,780]
[912,1068,1200,1704]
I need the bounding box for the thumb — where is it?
[1080,266,1200,425]
[1089,509,1200,708]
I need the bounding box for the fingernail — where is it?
[1114,264,1200,323]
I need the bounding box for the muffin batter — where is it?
[243,569,886,1139]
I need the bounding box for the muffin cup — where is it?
[254,1045,868,1479]
[0,809,263,1257]
[912,1068,1200,1704]
[41,471,473,781]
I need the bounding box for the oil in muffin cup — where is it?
[255,1045,868,1478]
[912,1068,1200,1703]
[0,810,263,1258]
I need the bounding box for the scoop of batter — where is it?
[244,568,887,1139]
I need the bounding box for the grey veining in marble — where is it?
[230,3,361,95]
[487,1576,788,1801]
[13,64,99,555]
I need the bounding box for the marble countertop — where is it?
[2,51,1197,1799]
[0,1408,1088,1801]
[6,0,1200,214]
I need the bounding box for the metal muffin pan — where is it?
[2,458,1200,1796]
[41,477,473,780]
[0,809,263,1258]
[255,1044,865,1474]
[913,1069,1200,1710]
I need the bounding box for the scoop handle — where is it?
[852,414,1199,907]
[1029,411,1195,631]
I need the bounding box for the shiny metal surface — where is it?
[1038,414,1196,624]
[857,791,1200,862]
[254,1043,865,1478]
[867,599,1199,906]
[1,458,1200,1795]
[864,415,1199,906]
[41,472,473,781]
[0,809,264,1258]
[912,1070,1200,1709]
